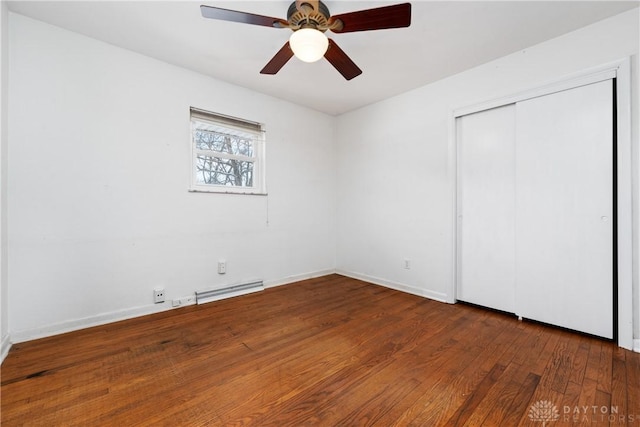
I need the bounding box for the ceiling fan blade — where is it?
[324,39,362,81]
[200,5,288,28]
[260,42,294,75]
[329,3,411,33]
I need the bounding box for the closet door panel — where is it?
[457,104,516,313]
[515,80,613,338]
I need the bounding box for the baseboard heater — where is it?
[196,280,264,305]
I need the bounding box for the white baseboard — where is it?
[1,333,11,364]
[634,339,640,353]
[335,269,450,303]
[9,269,337,344]
[10,302,174,344]
[264,269,336,288]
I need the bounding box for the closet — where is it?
[456,79,614,339]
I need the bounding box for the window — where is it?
[190,107,266,194]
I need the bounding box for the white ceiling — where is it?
[7,0,639,115]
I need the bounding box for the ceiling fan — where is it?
[200,1,412,80]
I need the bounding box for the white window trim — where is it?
[189,108,267,195]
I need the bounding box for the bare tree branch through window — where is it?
[190,108,265,194]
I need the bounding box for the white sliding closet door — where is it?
[457,105,516,313]
[515,80,613,339]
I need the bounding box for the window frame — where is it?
[189,107,266,195]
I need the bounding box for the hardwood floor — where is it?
[2,274,639,426]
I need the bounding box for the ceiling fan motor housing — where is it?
[287,1,331,30]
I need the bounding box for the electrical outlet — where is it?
[403,259,411,270]
[218,259,226,274]
[154,288,165,304]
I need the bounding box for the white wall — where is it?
[5,7,640,352]
[7,13,336,342]
[1,0,10,361]
[336,9,639,346]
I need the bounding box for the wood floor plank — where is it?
[567,336,591,385]
[560,380,584,421]
[584,339,604,382]
[574,377,599,425]
[356,313,483,426]
[397,313,523,426]
[611,346,628,423]
[246,306,468,426]
[157,290,429,425]
[456,362,530,427]
[348,311,503,426]
[594,389,612,427]
[499,372,541,426]
[442,362,507,427]
[2,274,639,426]
[550,336,581,394]
[626,348,640,416]
[597,342,614,394]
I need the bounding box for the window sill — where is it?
[188,188,268,196]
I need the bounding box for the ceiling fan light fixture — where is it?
[289,28,329,63]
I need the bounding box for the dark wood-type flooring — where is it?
[2,274,639,426]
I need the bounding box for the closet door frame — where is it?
[449,58,633,350]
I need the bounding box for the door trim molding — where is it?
[452,60,620,119]
[448,57,634,350]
